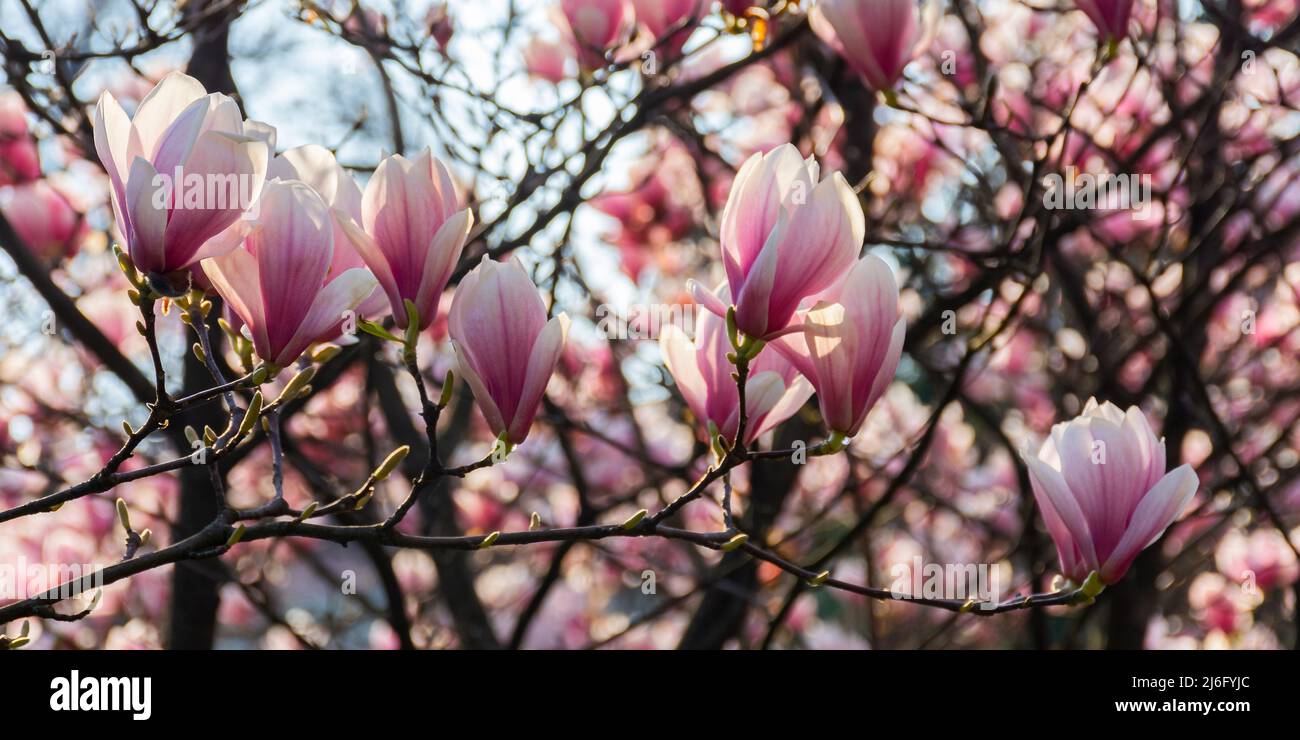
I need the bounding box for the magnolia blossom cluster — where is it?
[668,143,904,442]
[92,72,568,446]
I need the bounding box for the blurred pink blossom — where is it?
[0,180,85,263]
[0,91,40,185]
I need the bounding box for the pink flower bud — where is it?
[427,3,454,51]
[449,257,570,444]
[0,92,41,185]
[267,144,387,318]
[632,0,704,60]
[523,37,574,83]
[339,149,472,329]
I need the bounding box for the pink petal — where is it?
[762,173,863,334]
[732,219,782,337]
[659,322,711,428]
[853,316,905,435]
[411,208,472,329]
[271,144,363,220]
[507,313,569,443]
[770,329,816,382]
[201,247,269,360]
[338,214,403,319]
[1027,456,1087,582]
[93,92,133,206]
[1100,464,1198,583]
[160,130,268,270]
[251,180,333,359]
[278,267,378,367]
[741,371,786,444]
[124,157,168,274]
[1024,452,1100,572]
[1081,413,1157,558]
[753,374,814,441]
[1054,420,1115,556]
[148,96,213,176]
[448,258,548,425]
[130,73,208,161]
[452,340,507,438]
[718,144,804,286]
[687,278,730,320]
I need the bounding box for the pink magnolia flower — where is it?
[1023,399,1199,585]
[771,255,905,436]
[93,72,269,276]
[523,37,574,83]
[558,0,633,70]
[339,149,471,329]
[810,0,937,91]
[661,285,813,445]
[0,181,86,263]
[0,92,41,185]
[449,257,569,445]
[267,144,387,318]
[1074,0,1134,41]
[632,0,703,60]
[201,179,378,369]
[704,143,863,340]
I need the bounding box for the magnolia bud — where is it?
[438,370,455,408]
[275,366,316,405]
[373,446,411,481]
[298,502,319,521]
[236,391,264,439]
[115,498,132,532]
[720,533,749,552]
[310,343,342,363]
[620,509,647,531]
